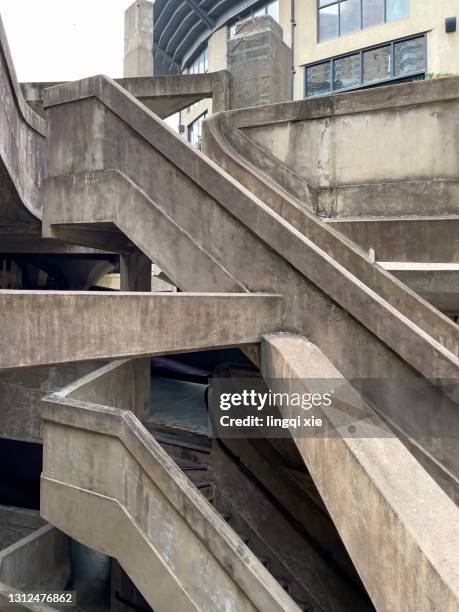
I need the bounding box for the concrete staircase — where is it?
[40,360,303,612]
[1,11,458,609]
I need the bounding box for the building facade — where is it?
[125,0,458,144]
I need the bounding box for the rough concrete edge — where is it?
[41,75,459,380]
[219,75,459,128]
[260,332,459,611]
[202,95,459,365]
[0,13,46,136]
[42,168,249,293]
[41,361,300,612]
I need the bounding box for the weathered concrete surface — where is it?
[260,333,459,612]
[123,0,154,78]
[326,216,459,264]
[41,75,459,492]
[378,262,459,316]
[0,362,131,443]
[42,76,458,375]
[0,506,44,551]
[0,291,281,371]
[0,518,70,600]
[40,361,301,612]
[228,16,291,110]
[0,14,45,234]
[231,77,459,218]
[117,71,231,117]
[23,71,231,119]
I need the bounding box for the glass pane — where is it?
[362,0,385,28]
[319,4,339,41]
[333,54,361,90]
[340,0,361,36]
[306,62,332,96]
[253,7,265,16]
[363,45,391,83]
[394,37,425,76]
[386,0,408,21]
[319,0,336,6]
[267,0,279,21]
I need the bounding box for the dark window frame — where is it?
[304,32,427,98]
[317,0,409,42]
[187,110,208,150]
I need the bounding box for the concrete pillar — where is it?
[227,15,292,109]
[123,0,154,78]
[120,248,151,292]
[120,248,151,421]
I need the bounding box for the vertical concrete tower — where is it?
[228,15,292,109]
[124,0,154,77]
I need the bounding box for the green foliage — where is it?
[425,72,457,80]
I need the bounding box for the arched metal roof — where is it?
[153,0,266,75]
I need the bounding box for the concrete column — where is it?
[227,15,292,109]
[120,248,151,292]
[123,0,154,78]
[120,248,151,421]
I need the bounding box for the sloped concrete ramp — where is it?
[261,333,459,612]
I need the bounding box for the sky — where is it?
[1,0,134,82]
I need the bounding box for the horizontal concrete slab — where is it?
[261,333,459,612]
[0,291,281,370]
[378,263,459,315]
[326,216,459,264]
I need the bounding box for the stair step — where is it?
[277,578,292,595]
[175,458,208,471]
[292,599,313,612]
[196,482,215,503]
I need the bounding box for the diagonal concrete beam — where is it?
[260,333,459,612]
[0,291,281,371]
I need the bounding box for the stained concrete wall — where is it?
[123,0,154,78]
[0,291,282,371]
[0,521,70,600]
[40,362,299,612]
[242,76,459,218]
[260,333,459,612]
[0,14,45,234]
[42,75,459,495]
[0,362,100,443]
[228,16,292,110]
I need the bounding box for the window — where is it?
[229,1,279,37]
[386,0,408,21]
[188,47,208,74]
[305,34,426,98]
[363,44,391,82]
[319,4,339,41]
[340,0,361,36]
[188,112,207,150]
[362,0,385,29]
[333,53,361,90]
[318,0,408,41]
[394,37,425,76]
[307,61,332,96]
